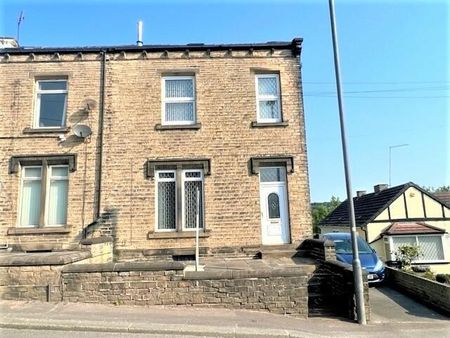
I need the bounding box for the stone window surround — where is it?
[7,154,76,236]
[146,158,210,235]
[9,154,77,174]
[250,156,294,175]
[146,158,211,179]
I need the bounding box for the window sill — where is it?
[155,123,201,131]
[23,127,69,134]
[251,121,289,128]
[7,226,71,235]
[147,230,210,240]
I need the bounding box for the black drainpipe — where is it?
[95,50,106,219]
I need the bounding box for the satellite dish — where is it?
[73,124,92,138]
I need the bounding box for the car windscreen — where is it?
[331,237,373,254]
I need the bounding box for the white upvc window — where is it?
[34,79,68,128]
[390,235,446,263]
[155,170,177,231]
[182,170,204,230]
[255,74,281,123]
[162,76,196,125]
[19,165,69,227]
[155,169,204,231]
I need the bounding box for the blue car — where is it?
[322,232,385,284]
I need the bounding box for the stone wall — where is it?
[309,260,370,321]
[61,262,309,317]
[386,267,450,315]
[300,238,371,321]
[0,265,63,301]
[299,238,336,261]
[0,42,311,255]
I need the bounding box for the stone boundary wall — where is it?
[0,265,63,301]
[299,238,336,261]
[386,267,450,316]
[61,262,310,317]
[300,238,370,321]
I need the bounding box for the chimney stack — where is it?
[137,20,143,46]
[356,190,366,197]
[374,184,388,193]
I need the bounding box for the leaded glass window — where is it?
[391,235,445,262]
[256,74,281,122]
[156,171,176,230]
[155,169,204,231]
[35,79,68,128]
[260,167,286,183]
[418,236,444,261]
[268,193,280,219]
[183,170,204,229]
[162,76,196,125]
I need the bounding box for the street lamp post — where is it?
[389,144,409,187]
[328,0,366,325]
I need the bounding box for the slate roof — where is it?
[382,222,446,235]
[434,192,450,207]
[319,182,432,227]
[0,39,302,56]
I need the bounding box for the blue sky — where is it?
[1,0,448,202]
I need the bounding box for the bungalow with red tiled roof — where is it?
[319,182,450,274]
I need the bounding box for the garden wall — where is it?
[386,267,450,316]
[61,262,310,317]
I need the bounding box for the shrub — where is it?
[412,265,430,273]
[422,271,435,281]
[435,274,450,284]
[395,244,422,270]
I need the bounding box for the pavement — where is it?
[1,286,449,338]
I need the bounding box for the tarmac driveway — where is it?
[369,285,448,323]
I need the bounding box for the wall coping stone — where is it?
[0,250,91,266]
[184,267,311,280]
[80,236,113,245]
[62,261,185,273]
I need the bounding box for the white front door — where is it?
[259,167,290,245]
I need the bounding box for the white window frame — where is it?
[34,79,68,129]
[18,165,42,227]
[18,164,69,227]
[161,76,196,126]
[181,169,204,231]
[389,234,447,264]
[255,74,281,123]
[45,165,69,227]
[155,170,177,232]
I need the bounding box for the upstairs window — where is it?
[34,79,68,128]
[255,74,281,123]
[162,76,196,125]
[19,165,69,227]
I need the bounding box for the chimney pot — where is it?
[356,190,366,197]
[374,184,388,193]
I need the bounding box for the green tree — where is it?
[311,196,340,234]
[422,185,450,193]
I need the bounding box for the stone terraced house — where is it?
[0,37,312,262]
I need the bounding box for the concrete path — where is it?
[369,285,448,323]
[1,299,449,337]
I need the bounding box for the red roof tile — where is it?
[383,222,445,235]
